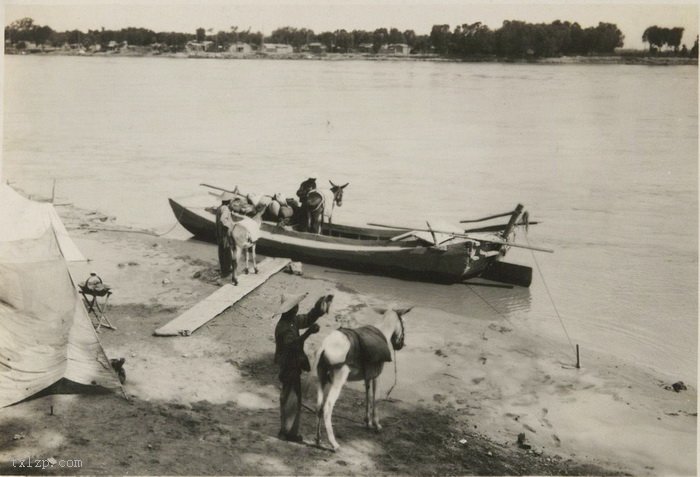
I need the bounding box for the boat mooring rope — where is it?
[466,284,512,323]
[69,207,186,238]
[524,233,576,355]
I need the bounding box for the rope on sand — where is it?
[301,402,363,425]
[69,207,186,238]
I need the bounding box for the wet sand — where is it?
[0,204,695,475]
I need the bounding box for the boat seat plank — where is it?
[153,257,290,337]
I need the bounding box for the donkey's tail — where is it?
[316,350,333,386]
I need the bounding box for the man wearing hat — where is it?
[215,193,235,277]
[295,176,317,231]
[274,292,332,442]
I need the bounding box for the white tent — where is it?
[0,184,122,407]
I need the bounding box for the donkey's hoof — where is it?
[331,444,340,453]
[232,279,239,286]
[243,268,249,275]
[374,423,383,432]
[253,268,259,274]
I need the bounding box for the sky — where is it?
[2,0,699,50]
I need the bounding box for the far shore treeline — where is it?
[5,16,699,58]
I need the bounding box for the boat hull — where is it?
[169,198,502,284]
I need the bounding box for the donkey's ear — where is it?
[341,182,349,189]
[395,307,413,317]
[373,307,387,315]
[329,180,337,188]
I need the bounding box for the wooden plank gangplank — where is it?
[154,257,290,336]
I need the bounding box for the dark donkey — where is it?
[303,180,349,234]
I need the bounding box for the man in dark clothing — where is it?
[274,292,332,442]
[295,176,317,231]
[215,193,234,277]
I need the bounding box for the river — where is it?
[3,55,697,384]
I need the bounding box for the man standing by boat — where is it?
[295,176,317,231]
[274,292,332,442]
[215,193,235,278]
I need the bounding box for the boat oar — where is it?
[367,222,554,253]
[463,220,540,234]
[460,209,517,223]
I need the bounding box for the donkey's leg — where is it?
[243,246,250,274]
[324,365,350,451]
[371,378,382,431]
[364,380,371,428]
[252,244,258,273]
[231,245,240,285]
[315,380,331,446]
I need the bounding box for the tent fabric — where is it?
[0,185,120,408]
[0,184,85,262]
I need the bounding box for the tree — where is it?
[196,27,205,42]
[590,22,623,53]
[372,27,388,52]
[403,29,417,48]
[351,29,373,49]
[65,29,84,45]
[317,31,335,51]
[334,29,353,52]
[6,17,36,44]
[9,17,34,31]
[429,24,451,55]
[691,36,699,57]
[667,27,684,52]
[453,22,495,56]
[388,27,405,44]
[495,20,533,56]
[643,26,664,52]
[412,34,431,54]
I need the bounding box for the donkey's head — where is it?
[381,307,411,350]
[329,180,349,207]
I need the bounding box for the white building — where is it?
[262,43,294,54]
[229,42,253,54]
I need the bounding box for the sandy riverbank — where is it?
[0,204,696,475]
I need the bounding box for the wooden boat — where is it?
[169,198,536,286]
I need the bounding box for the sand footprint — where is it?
[541,407,553,428]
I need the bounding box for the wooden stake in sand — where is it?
[153,257,290,337]
[576,344,581,369]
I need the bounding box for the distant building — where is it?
[229,42,253,54]
[186,40,215,53]
[357,43,374,53]
[307,42,326,54]
[262,43,294,54]
[381,43,411,55]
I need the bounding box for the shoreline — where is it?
[0,202,695,475]
[5,49,698,66]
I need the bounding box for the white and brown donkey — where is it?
[313,306,412,451]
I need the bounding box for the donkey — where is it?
[314,306,412,451]
[304,181,349,234]
[228,203,266,285]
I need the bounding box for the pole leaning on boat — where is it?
[501,204,524,240]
